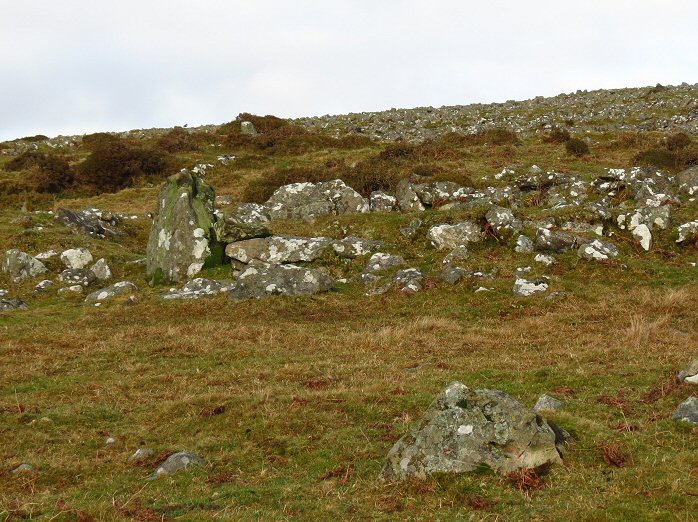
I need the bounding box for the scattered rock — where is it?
[332,236,384,258]
[515,235,534,254]
[163,278,233,300]
[632,224,652,251]
[533,394,565,413]
[379,382,565,481]
[55,208,120,238]
[226,236,333,265]
[229,262,334,299]
[672,397,698,425]
[240,121,257,136]
[486,206,522,239]
[265,180,368,220]
[428,222,481,250]
[128,448,154,463]
[60,247,93,269]
[534,254,555,266]
[676,221,698,243]
[149,451,207,479]
[35,250,58,260]
[34,280,54,292]
[395,268,424,294]
[395,179,425,212]
[578,239,620,261]
[678,356,698,384]
[85,281,138,304]
[58,285,83,295]
[400,218,422,238]
[513,277,549,296]
[213,204,271,243]
[370,191,397,212]
[11,464,35,475]
[146,171,221,284]
[90,258,112,281]
[362,253,406,274]
[535,228,578,253]
[0,298,28,311]
[58,268,97,287]
[3,249,48,282]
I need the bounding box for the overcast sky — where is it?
[1,1,697,141]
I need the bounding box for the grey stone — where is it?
[616,205,671,232]
[533,394,564,413]
[90,258,112,281]
[676,165,698,197]
[363,253,406,274]
[163,278,234,300]
[332,236,384,258]
[11,464,35,474]
[379,382,565,481]
[60,247,93,269]
[0,298,28,311]
[213,204,271,243]
[226,236,333,264]
[535,228,579,253]
[229,262,334,300]
[55,207,120,238]
[534,254,555,266]
[513,277,549,296]
[34,280,54,292]
[395,268,424,294]
[3,249,47,282]
[85,281,138,304]
[400,218,422,238]
[413,181,472,207]
[486,206,522,239]
[265,180,368,221]
[678,356,698,384]
[514,235,534,253]
[370,191,397,212]
[672,397,698,425]
[146,171,220,284]
[149,451,207,479]
[677,221,698,243]
[128,448,154,463]
[443,246,470,265]
[58,268,97,287]
[58,285,83,295]
[632,224,652,251]
[578,239,620,261]
[428,222,481,250]
[440,264,469,285]
[240,121,257,136]
[395,179,425,212]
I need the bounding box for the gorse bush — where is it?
[542,127,571,144]
[664,132,692,151]
[81,132,121,152]
[4,151,74,193]
[565,138,590,156]
[633,149,677,169]
[77,140,171,193]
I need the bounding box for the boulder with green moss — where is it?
[146,171,222,284]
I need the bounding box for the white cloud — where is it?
[1,0,697,140]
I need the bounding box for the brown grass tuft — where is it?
[597,442,633,467]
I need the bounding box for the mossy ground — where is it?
[1,127,697,521]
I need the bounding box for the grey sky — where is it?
[2,1,697,141]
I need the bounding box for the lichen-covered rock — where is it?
[58,285,83,295]
[55,208,120,238]
[413,181,471,206]
[533,394,564,413]
[676,165,698,197]
[149,451,207,480]
[226,236,333,264]
[58,268,97,286]
[578,239,619,261]
[428,222,481,250]
[0,298,28,312]
[676,221,698,243]
[515,235,534,253]
[379,382,565,481]
[369,191,397,212]
[362,253,406,274]
[163,278,234,300]
[535,228,578,253]
[395,268,424,294]
[513,277,549,296]
[60,248,93,269]
[90,258,112,281]
[486,206,522,239]
[678,356,698,384]
[395,179,425,212]
[616,205,671,232]
[34,279,54,292]
[229,262,334,299]
[632,224,652,251]
[672,397,698,425]
[534,253,555,266]
[213,203,271,243]
[85,281,138,304]
[146,171,221,284]
[240,121,257,136]
[3,250,47,283]
[265,180,368,220]
[400,218,422,238]
[332,236,384,258]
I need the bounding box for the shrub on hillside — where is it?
[565,138,590,156]
[633,149,677,169]
[77,141,170,193]
[156,127,205,153]
[81,132,122,152]
[664,132,692,151]
[542,127,571,144]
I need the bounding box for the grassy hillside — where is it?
[1,88,697,520]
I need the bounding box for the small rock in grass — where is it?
[128,448,154,463]
[533,394,565,413]
[60,247,93,269]
[11,464,35,475]
[513,278,549,296]
[672,397,698,425]
[149,451,206,480]
[678,356,698,384]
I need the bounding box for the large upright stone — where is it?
[3,250,47,283]
[146,171,221,284]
